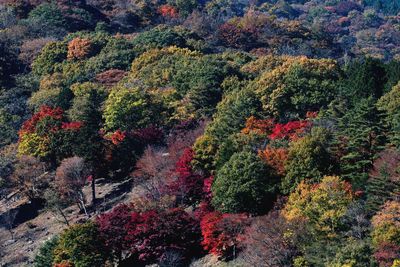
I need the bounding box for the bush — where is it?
[34,236,60,267]
[53,222,109,267]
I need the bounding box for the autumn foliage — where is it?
[67,37,93,60]
[158,4,178,19]
[97,205,201,264]
[200,211,249,259]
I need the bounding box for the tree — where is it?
[371,200,400,247]
[53,222,109,267]
[193,86,261,173]
[11,155,50,199]
[103,85,155,132]
[366,148,400,213]
[67,38,93,60]
[54,157,90,216]
[282,127,334,194]
[44,189,71,226]
[240,210,305,266]
[200,211,249,260]
[18,105,84,163]
[26,2,67,37]
[212,151,278,214]
[253,56,340,120]
[377,82,400,148]
[371,201,400,267]
[343,58,387,101]
[34,236,60,267]
[31,41,67,76]
[96,203,134,263]
[283,176,353,237]
[335,97,386,188]
[167,148,206,205]
[95,69,127,88]
[0,39,20,86]
[124,208,202,265]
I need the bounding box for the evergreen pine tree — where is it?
[366,148,400,214]
[336,97,386,189]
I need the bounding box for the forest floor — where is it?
[0,179,132,266]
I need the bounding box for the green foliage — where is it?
[22,2,70,37]
[335,97,386,188]
[103,85,155,131]
[282,127,334,194]
[28,3,66,30]
[131,25,205,54]
[366,148,400,213]
[0,40,19,85]
[193,86,261,172]
[212,151,278,214]
[32,42,67,77]
[34,236,60,267]
[54,222,109,267]
[377,82,400,148]
[0,108,19,148]
[168,0,199,16]
[283,176,353,237]
[253,57,340,120]
[363,0,400,15]
[342,58,387,101]
[85,37,136,74]
[327,239,375,267]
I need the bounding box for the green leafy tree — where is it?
[212,151,278,214]
[282,127,334,194]
[34,236,60,267]
[283,175,353,237]
[366,148,400,213]
[377,82,400,148]
[31,42,67,77]
[26,2,68,37]
[103,85,155,132]
[192,86,261,172]
[53,222,109,267]
[253,57,340,120]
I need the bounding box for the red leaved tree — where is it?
[96,203,135,263]
[167,148,206,205]
[124,208,202,265]
[200,211,249,260]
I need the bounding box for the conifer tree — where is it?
[335,97,386,189]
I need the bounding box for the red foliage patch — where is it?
[168,148,206,205]
[19,105,63,135]
[200,211,249,259]
[131,125,163,145]
[61,121,83,130]
[106,129,126,145]
[158,4,179,18]
[269,120,310,141]
[374,242,400,267]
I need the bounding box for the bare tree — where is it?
[55,157,90,217]
[239,211,306,267]
[43,189,70,226]
[11,156,50,200]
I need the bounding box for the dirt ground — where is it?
[0,179,132,266]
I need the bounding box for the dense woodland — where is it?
[0,0,399,266]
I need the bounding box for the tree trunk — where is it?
[91,176,96,205]
[58,207,70,226]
